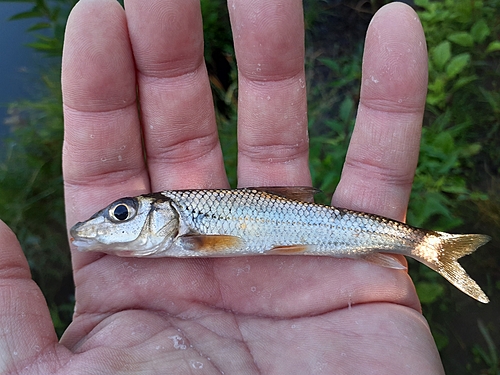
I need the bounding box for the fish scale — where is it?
[161,189,425,256]
[70,187,491,303]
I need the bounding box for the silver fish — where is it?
[70,187,491,303]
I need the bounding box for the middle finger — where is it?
[229,0,311,187]
[125,0,228,190]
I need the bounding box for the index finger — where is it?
[62,0,149,268]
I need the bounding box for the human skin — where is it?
[0,0,445,374]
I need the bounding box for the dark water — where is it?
[0,3,39,142]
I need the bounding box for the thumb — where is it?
[0,220,59,372]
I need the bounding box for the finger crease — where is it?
[343,157,415,188]
[360,98,425,115]
[63,97,137,114]
[146,134,220,165]
[238,142,308,164]
[138,58,205,82]
[239,66,304,85]
[63,165,147,189]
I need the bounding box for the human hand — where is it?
[0,0,445,374]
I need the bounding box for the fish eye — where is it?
[109,199,137,222]
[113,204,129,220]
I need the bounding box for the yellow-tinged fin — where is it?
[266,244,312,254]
[245,186,321,203]
[414,232,491,303]
[178,234,244,253]
[362,253,407,270]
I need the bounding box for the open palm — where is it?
[0,0,445,374]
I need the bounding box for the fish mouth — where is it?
[69,217,107,251]
[70,235,160,257]
[70,236,103,252]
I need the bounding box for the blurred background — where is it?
[0,0,498,373]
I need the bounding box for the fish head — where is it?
[70,195,179,256]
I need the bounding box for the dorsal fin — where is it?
[244,186,321,203]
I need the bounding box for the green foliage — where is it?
[1,79,72,336]
[415,0,500,176]
[420,0,500,110]
[201,0,234,61]
[407,0,500,231]
[1,0,80,336]
[472,320,500,375]
[416,280,445,304]
[408,2,500,371]
[200,0,238,187]
[2,0,78,56]
[307,52,362,200]
[407,121,488,230]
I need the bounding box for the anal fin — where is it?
[178,234,244,253]
[266,244,313,254]
[361,253,407,270]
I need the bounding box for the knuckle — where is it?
[238,141,309,164]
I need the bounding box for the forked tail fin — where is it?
[413,232,491,303]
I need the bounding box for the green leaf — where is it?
[462,143,482,157]
[432,331,449,351]
[479,87,500,112]
[318,58,339,73]
[470,19,490,43]
[445,53,470,78]
[447,32,474,47]
[432,131,452,151]
[8,9,42,21]
[426,92,446,107]
[26,41,56,51]
[338,97,354,124]
[431,41,451,70]
[441,181,467,194]
[27,22,51,32]
[451,75,477,91]
[414,0,429,7]
[486,40,500,53]
[416,281,444,304]
[470,191,489,201]
[428,75,446,94]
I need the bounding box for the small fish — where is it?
[70,187,491,303]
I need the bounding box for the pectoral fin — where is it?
[266,244,313,254]
[178,234,245,253]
